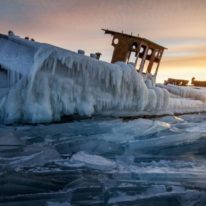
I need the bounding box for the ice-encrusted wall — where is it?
[0,35,206,123]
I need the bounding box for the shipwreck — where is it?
[0,30,206,123]
[103,29,166,84]
[191,77,206,87]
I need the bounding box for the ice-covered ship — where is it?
[102,29,166,85]
[0,30,206,123]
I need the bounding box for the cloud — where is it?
[162,55,206,71]
[1,0,206,80]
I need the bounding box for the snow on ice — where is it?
[0,34,206,123]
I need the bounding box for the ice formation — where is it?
[0,34,206,123]
[1,115,206,205]
[70,151,116,170]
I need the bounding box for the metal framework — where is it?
[103,29,166,78]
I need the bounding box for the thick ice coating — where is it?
[0,34,206,123]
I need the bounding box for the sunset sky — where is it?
[0,0,206,82]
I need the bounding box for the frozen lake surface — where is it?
[1,114,206,206]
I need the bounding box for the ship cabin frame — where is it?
[103,29,167,83]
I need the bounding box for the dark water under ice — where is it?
[1,114,206,206]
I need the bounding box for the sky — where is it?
[0,0,206,83]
